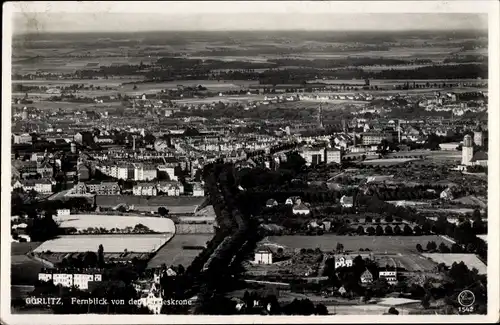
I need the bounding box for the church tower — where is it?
[462,134,474,165]
[473,125,484,147]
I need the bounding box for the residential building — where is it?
[470,151,488,166]
[192,183,205,197]
[324,147,342,164]
[12,133,32,144]
[77,163,90,181]
[37,162,53,178]
[133,163,157,181]
[157,181,184,195]
[74,131,94,145]
[335,256,353,268]
[72,182,89,195]
[439,143,460,151]
[292,202,310,215]
[86,181,120,195]
[21,179,53,194]
[379,271,398,285]
[266,199,278,208]
[57,209,71,216]
[300,146,325,165]
[157,165,177,181]
[254,249,273,265]
[13,161,37,178]
[38,269,103,290]
[360,269,374,284]
[133,182,158,196]
[440,187,455,201]
[361,132,393,145]
[340,195,354,208]
[93,135,114,144]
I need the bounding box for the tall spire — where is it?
[318,103,324,129]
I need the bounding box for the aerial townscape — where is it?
[9,12,489,317]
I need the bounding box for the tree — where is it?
[413,226,422,236]
[393,225,402,235]
[365,216,373,223]
[426,241,437,251]
[384,226,393,236]
[98,244,104,267]
[384,215,393,223]
[82,251,98,267]
[421,295,431,309]
[158,207,169,217]
[376,225,384,236]
[357,226,365,235]
[451,243,463,253]
[336,243,344,253]
[366,227,375,236]
[439,242,450,253]
[388,307,399,315]
[403,224,413,235]
[25,213,61,242]
[315,303,328,315]
[416,244,423,252]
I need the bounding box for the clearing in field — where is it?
[422,253,487,274]
[147,234,213,268]
[359,158,420,166]
[374,253,437,272]
[33,234,173,253]
[53,214,176,233]
[263,235,448,254]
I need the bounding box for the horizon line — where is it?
[13,28,489,36]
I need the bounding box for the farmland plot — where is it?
[147,234,213,268]
[34,234,173,253]
[264,235,448,253]
[422,253,487,274]
[53,214,175,233]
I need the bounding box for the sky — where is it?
[9,2,489,34]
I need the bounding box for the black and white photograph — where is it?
[2,1,499,323]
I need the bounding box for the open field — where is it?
[147,234,213,268]
[385,150,462,162]
[95,195,205,214]
[33,234,173,253]
[309,78,488,85]
[374,253,437,272]
[12,77,145,86]
[172,95,266,104]
[119,79,259,93]
[477,235,487,243]
[360,158,421,166]
[11,242,42,255]
[53,214,176,233]
[12,101,124,111]
[422,253,487,274]
[11,256,47,285]
[263,235,448,254]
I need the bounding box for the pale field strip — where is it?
[53,214,176,233]
[422,253,487,274]
[33,234,173,253]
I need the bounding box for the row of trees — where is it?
[357,194,488,261]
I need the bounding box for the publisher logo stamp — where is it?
[458,290,475,307]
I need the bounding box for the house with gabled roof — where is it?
[360,269,374,284]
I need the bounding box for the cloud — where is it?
[13,13,487,33]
